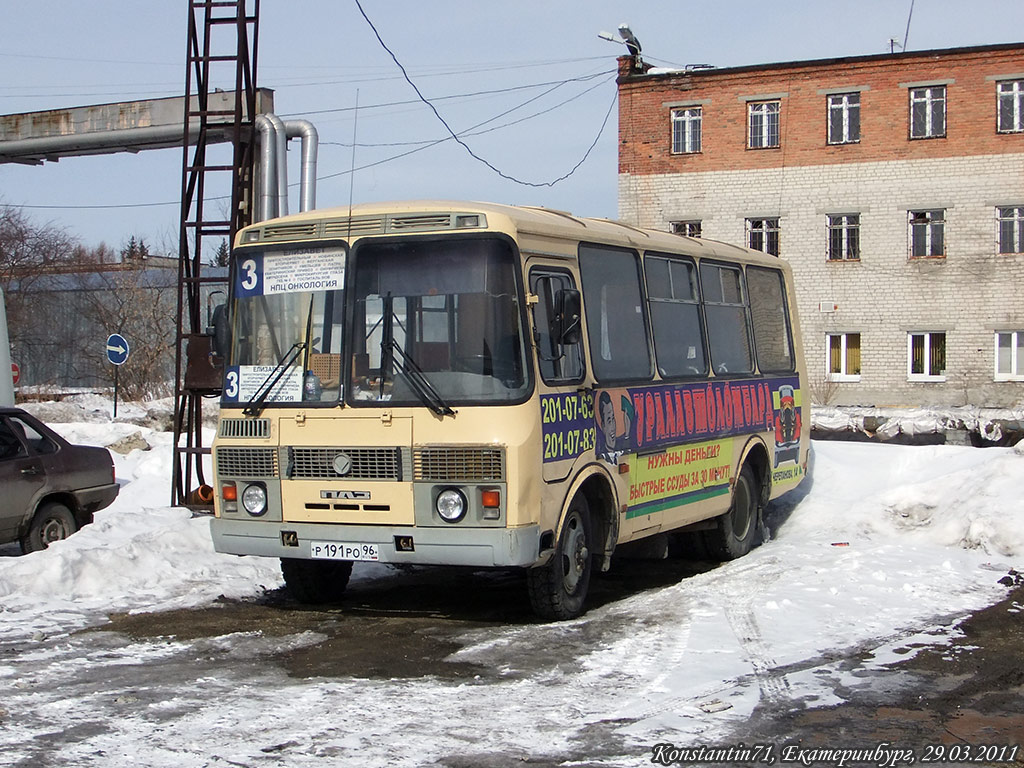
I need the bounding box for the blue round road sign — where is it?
[106,333,130,366]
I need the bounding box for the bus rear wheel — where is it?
[704,463,760,561]
[527,494,593,621]
[280,558,353,604]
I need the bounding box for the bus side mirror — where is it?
[209,303,230,358]
[552,289,582,346]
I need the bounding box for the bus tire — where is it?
[280,558,353,604]
[527,494,593,621]
[704,463,760,561]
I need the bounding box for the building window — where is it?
[671,107,702,154]
[998,207,1024,254]
[748,101,781,149]
[908,332,946,381]
[997,80,1024,133]
[909,210,945,258]
[995,331,1024,381]
[909,86,946,139]
[827,92,860,144]
[827,333,861,381]
[747,218,780,256]
[670,220,702,238]
[827,214,860,260]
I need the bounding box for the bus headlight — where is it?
[435,488,467,523]
[241,483,268,517]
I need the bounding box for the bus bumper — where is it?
[210,517,541,568]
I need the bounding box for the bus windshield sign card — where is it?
[234,248,346,298]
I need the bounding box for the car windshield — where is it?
[223,245,347,407]
[350,236,530,407]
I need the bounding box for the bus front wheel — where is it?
[281,558,353,604]
[527,495,593,621]
[705,463,760,561]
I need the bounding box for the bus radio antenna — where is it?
[347,89,360,240]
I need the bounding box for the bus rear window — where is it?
[747,266,795,373]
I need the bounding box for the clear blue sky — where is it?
[1,0,1022,252]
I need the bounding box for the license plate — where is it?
[310,541,379,561]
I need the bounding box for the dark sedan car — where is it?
[0,407,119,553]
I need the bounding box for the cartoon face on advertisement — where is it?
[596,390,634,463]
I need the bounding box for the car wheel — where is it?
[280,558,353,604]
[20,501,78,554]
[527,494,593,621]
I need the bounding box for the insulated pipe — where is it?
[0,124,204,165]
[254,114,278,222]
[284,120,318,213]
[264,113,289,217]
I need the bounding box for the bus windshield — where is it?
[350,236,530,407]
[225,245,347,407]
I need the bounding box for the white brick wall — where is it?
[619,153,1024,408]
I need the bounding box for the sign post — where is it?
[105,333,130,417]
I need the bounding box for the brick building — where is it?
[616,43,1024,408]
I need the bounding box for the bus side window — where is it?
[700,262,754,375]
[578,244,653,383]
[529,270,584,384]
[645,253,708,378]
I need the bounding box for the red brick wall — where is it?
[617,46,1024,176]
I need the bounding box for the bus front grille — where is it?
[260,222,319,241]
[219,418,270,439]
[413,447,505,482]
[289,447,406,480]
[216,447,279,478]
[389,213,453,230]
[321,216,386,237]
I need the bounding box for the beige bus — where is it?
[210,200,810,620]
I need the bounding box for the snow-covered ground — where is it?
[1,396,1023,766]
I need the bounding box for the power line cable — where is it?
[282,70,612,118]
[317,75,615,182]
[352,0,615,188]
[903,0,915,51]
[320,74,612,149]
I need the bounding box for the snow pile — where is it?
[782,440,1024,557]
[813,404,1024,442]
[0,421,282,640]
[18,392,217,432]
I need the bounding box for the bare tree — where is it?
[79,262,178,400]
[1,205,82,387]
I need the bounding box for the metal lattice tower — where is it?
[172,0,260,507]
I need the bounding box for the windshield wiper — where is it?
[386,339,455,417]
[242,341,306,417]
[379,294,455,417]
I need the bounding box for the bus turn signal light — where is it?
[480,489,501,508]
[222,484,238,502]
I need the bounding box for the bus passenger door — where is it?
[528,265,591,483]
